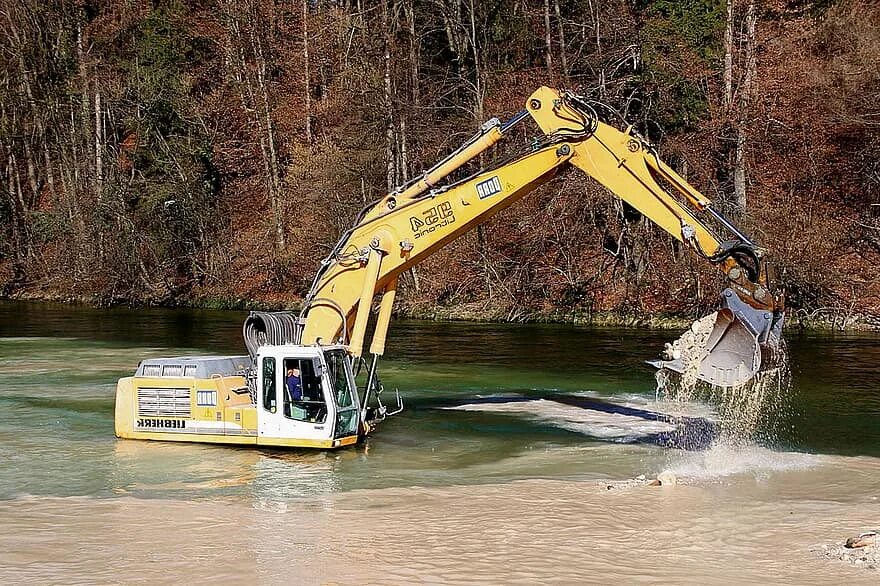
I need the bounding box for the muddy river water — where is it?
[0,301,878,584]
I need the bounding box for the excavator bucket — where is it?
[649,288,784,388]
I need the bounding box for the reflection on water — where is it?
[0,301,879,582]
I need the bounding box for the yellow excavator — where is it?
[114,87,784,449]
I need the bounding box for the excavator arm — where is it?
[292,87,784,391]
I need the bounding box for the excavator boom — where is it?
[291,87,783,390]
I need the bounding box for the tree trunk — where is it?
[258,62,285,249]
[383,0,396,191]
[467,0,484,121]
[6,153,31,275]
[95,91,103,190]
[302,0,313,142]
[407,0,419,105]
[399,116,408,184]
[543,0,553,72]
[742,0,757,109]
[733,0,757,211]
[442,0,465,69]
[77,24,93,183]
[723,0,734,112]
[249,8,284,248]
[553,0,567,76]
[721,0,735,114]
[23,142,39,207]
[43,138,56,199]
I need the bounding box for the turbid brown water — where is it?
[1,301,878,584]
[1,455,878,584]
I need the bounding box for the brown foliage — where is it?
[1,0,878,325]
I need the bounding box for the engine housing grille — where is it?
[137,387,192,418]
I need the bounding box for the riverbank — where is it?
[3,288,879,332]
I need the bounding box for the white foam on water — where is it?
[445,398,677,441]
[664,442,818,480]
[446,396,817,482]
[577,390,720,421]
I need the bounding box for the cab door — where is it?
[323,350,361,438]
[257,354,283,438]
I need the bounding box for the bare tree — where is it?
[553,0,568,76]
[466,0,485,122]
[543,0,553,72]
[406,0,420,106]
[723,0,735,112]
[733,0,757,211]
[94,91,103,188]
[303,0,313,143]
[383,0,396,191]
[221,0,285,248]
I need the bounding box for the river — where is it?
[0,300,878,583]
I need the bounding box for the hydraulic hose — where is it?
[242,311,300,361]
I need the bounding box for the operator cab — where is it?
[257,344,361,444]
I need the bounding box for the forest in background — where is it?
[1,0,879,327]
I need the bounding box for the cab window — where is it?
[325,350,354,409]
[325,350,358,437]
[282,358,326,423]
[261,357,276,411]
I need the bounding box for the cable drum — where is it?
[242,311,300,361]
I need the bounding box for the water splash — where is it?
[652,330,810,480]
[664,442,816,480]
[655,316,792,473]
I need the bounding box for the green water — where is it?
[1,300,878,501]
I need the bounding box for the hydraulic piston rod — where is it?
[348,248,383,357]
[394,111,530,201]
